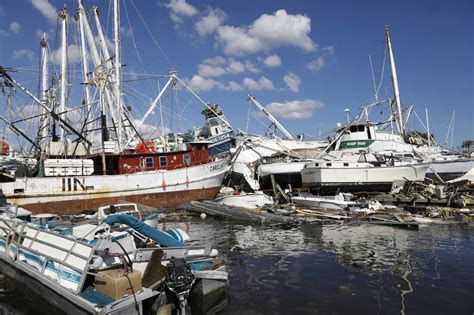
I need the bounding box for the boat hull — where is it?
[0,159,228,214]
[301,164,430,194]
[426,159,474,181]
[214,192,273,209]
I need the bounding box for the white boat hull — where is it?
[301,163,430,193]
[214,192,273,209]
[427,159,474,181]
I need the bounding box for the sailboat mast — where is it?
[113,0,123,151]
[385,25,403,134]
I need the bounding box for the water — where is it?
[1,215,473,314]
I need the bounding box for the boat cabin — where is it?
[92,142,210,175]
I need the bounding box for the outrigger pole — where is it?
[0,67,92,146]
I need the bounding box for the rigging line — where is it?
[129,0,173,68]
[122,85,197,129]
[122,0,159,94]
[375,42,387,99]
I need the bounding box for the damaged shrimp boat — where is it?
[0,202,228,314]
[0,0,229,214]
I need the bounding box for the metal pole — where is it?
[77,6,91,135]
[113,0,123,152]
[59,7,68,146]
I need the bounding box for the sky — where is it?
[0,0,473,147]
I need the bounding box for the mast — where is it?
[385,25,404,134]
[76,6,91,134]
[92,5,118,145]
[59,6,68,145]
[425,108,431,156]
[247,95,295,140]
[40,33,49,149]
[113,0,123,151]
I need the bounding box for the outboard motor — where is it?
[165,257,195,314]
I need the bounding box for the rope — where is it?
[129,0,173,68]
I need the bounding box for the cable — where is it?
[111,238,134,272]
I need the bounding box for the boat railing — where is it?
[0,217,94,294]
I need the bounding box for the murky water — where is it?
[1,214,473,314]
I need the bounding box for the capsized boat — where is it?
[0,203,228,314]
[214,189,273,210]
[291,193,362,210]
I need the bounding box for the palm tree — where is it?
[462,140,473,155]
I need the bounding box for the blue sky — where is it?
[0,0,472,146]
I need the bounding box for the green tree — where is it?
[462,140,473,155]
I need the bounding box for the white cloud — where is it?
[31,0,58,25]
[216,9,317,56]
[9,22,21,34]
[121,26,133,38]
[283,72,301,93]
[195,8,227,36]
[50,44,83,65]
[265,99,324,120]
[243,76,275,90]
[13,49,34,62]
[224,81,243,91]
[323,46,335,55]
[261,54,281,68]
[306,56,325,71]
[197,56,259,78]
[187,75,222,92]
[133,119,170,138]
[163,0,198,24]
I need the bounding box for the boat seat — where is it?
[80,284,114,306]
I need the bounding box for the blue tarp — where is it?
[105,214,185,247]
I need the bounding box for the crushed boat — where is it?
[0,203,228,314]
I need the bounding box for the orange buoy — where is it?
[185,176,190,185]
[162,180,167,189]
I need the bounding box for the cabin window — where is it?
[358,125,365,132]
[326,163,332,167]
[183,153,191,166]
[159,156,167,167]
[145,157,153,168]
[343,163,349,167]
[367,127,372,139]
[349,125,358,132]
[315,163,319,167]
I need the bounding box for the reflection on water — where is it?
[1,215,473,314]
